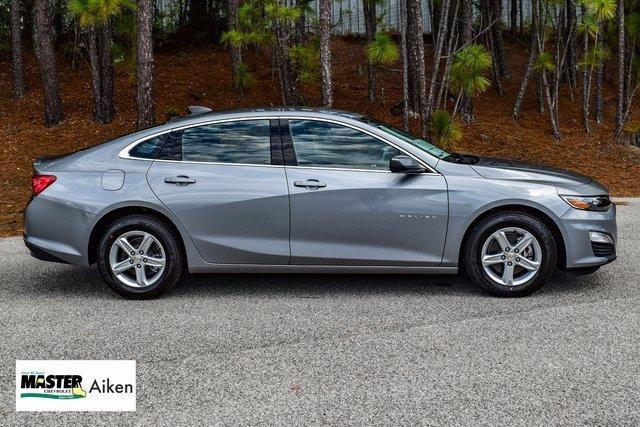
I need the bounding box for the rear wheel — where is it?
[97,215,184,299]
[464,211,557,297]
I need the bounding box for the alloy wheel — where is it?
[108,230,166,288]
[480,227,542,287]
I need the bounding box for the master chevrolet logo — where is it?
[20,374,86,399]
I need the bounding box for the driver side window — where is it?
[288,120,400,171]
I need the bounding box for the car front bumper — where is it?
[560,202,617,269]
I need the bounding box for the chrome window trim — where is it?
[118,115,438,174]
[139,158,283,168]
[118,116,275,164]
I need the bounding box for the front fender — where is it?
[440,176,571,267]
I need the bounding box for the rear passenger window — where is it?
[129,135,165,159]
[181,120,271,165]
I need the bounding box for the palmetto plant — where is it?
[585,0,616,21]
[535,51,556,73]
[447,44,492,117]
[366,32,399,105]
[289,42,320,85]
[233,62,256,96]
[429,109,463,151]
[68,0,135,26]
[366,32,400,66]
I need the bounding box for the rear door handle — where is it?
[164,175,196,186]
[294,179,327,189]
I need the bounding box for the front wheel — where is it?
[464,211,557,297]
[97,214,184,299]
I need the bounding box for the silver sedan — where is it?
[24,107,617,298]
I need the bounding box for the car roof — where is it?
[166,106,365,124]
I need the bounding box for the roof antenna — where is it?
[187,106,212,115]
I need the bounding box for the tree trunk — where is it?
[425,0,450,122]
[484,2,505,96]
[493,0,509,78]
[510,0,518,32]
[33,0,63,126]
[432,1,441,39]
[513,0,540,119]
[318,0,333,107]
[136,0,155,129]
[399,0,410,131]
[71,19,80,70]
[541,70,561,139]
[595,54,604,124]
[459,0,474,123]
[363,0,377,102]
[582,33,593,133]
[295,0,306,44]
[615,0,626,140]
[228,0,242,85]
[10,0,25,99]
[406,0,428,136]
[406,0,422,114]
[274,23,300,106]
[512,53,536,119]
[99,22,115,123]
[436,0,459,111]
[88,27,103,122]
[565,0,577,88]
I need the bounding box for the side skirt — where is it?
[188,264,458,274]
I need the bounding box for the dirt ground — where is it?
[0,38,638,237]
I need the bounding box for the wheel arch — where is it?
[88,205,188,265]
[458,204,567,270]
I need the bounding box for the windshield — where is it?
[357,117,456,161]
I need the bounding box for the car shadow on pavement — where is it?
[15,262,610,300]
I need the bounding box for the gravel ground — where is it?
[1,199,639,425]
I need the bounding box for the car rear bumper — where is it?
[560,203,617,269]
[23,196,95,266]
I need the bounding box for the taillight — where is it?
[32,174,57,196]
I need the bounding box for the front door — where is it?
[147,119,291,264]
[282,118,448,266]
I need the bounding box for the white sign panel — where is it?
[16,360,136,411]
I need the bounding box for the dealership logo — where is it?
[20,373,87,399]
[16,360,136,411]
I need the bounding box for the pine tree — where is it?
[318,0,333,107]
[34,0,64,126]
[136,0,155,129]
[10,0,25,100]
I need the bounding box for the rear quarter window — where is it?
[128,135,165,159]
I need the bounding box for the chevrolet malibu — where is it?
[24,107,617,299]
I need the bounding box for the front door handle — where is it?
[294,179,327,189]
[164,175,196,186]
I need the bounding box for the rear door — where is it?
[146,119,291,264]
[281,118,448,266]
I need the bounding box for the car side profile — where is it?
[24,107,617,299]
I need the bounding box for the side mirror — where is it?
[389,155,426,173]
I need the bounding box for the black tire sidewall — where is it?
[97,215,183,299]
[465,212,557,297]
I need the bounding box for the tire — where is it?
[97,214,184,299]
[464,211,557,297]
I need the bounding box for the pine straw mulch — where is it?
[0,38,638,237]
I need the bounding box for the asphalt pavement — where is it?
[1,199,639,425]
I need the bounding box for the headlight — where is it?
[560,195,612,211]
